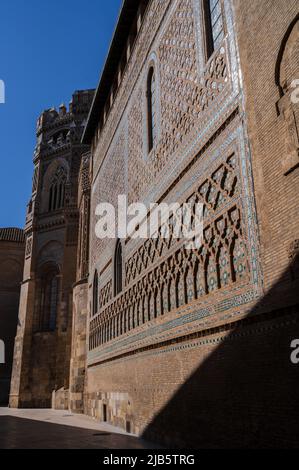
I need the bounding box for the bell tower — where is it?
[10,90,94,408]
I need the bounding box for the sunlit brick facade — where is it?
[10,91,94,409]
[8,0,299,448]
[82,0,299,447]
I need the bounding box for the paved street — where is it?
[0,408,159,449]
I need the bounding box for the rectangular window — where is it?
[203,0,224,59]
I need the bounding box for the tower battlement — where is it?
[36,89,95,136]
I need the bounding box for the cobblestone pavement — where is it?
[0,408,160,449]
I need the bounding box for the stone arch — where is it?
[36,240,64,272]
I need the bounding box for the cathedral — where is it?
[1,0,299,448]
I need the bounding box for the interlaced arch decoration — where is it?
[89,151,252,351]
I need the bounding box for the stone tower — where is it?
[10,90,94,409]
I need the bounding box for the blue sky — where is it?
[0,0,122,228]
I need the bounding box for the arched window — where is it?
[147,67,157,153]
[93,270,99,317]
[38,264,60,332]
[203,0,224,59]
[48,166,67,212]
[114,240,123,296]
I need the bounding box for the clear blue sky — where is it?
[0,0,122,228]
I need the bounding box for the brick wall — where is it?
[84,0,299,447]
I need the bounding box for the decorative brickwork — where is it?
[89,148,251,350]
[8,0,299,448]
[80,0,299,446]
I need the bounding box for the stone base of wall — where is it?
[9,393,49,409]
[52,388,69,411]
[69,281,89,414]
[69,393,84,414]
[85,392,133,434]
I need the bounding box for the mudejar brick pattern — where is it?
[7,0,299,448]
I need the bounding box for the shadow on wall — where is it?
[142,254,299,449]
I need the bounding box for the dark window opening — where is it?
[126,421,131,434]
[114,240,123,297]
[147,67,157,153]
[93,270,99,317]
[203,0,224,59]
[103,404,107,422]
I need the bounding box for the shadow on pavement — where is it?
[0,416,159,449]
